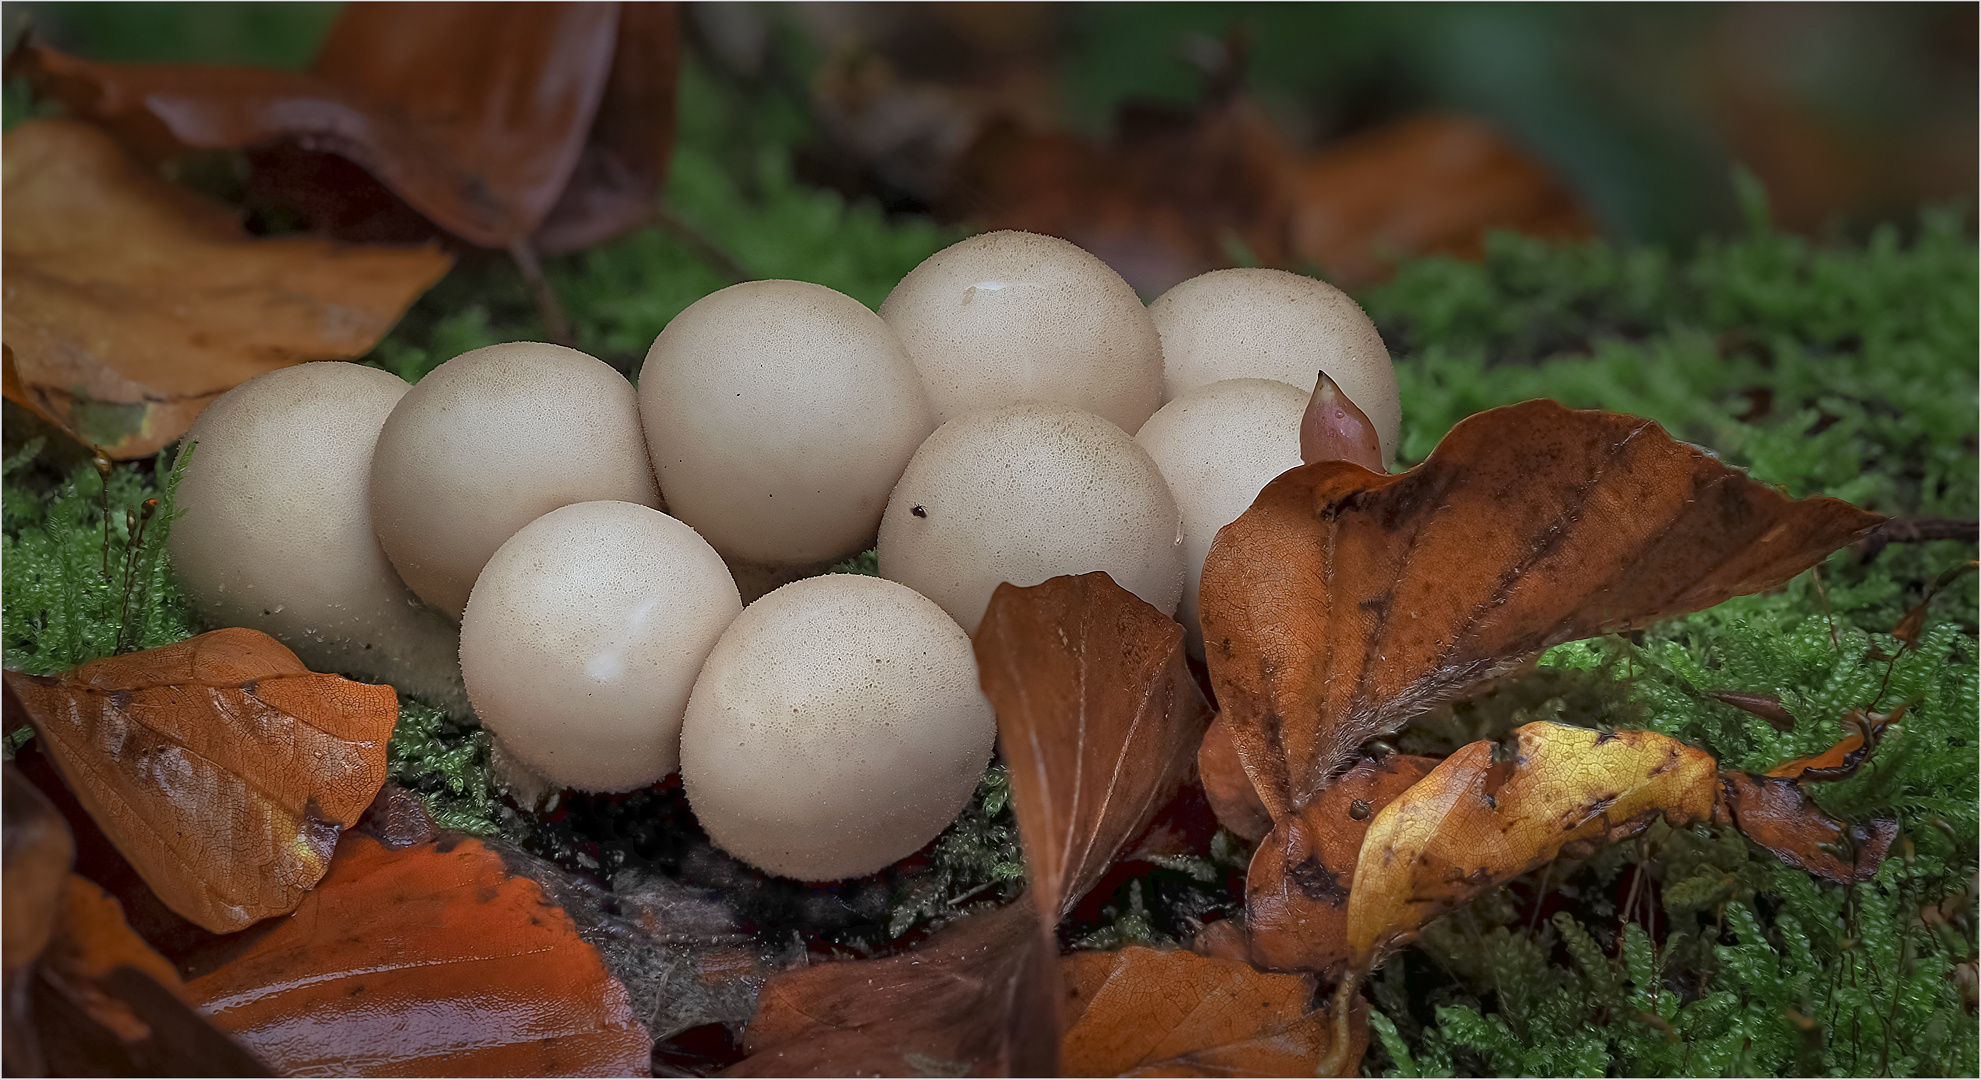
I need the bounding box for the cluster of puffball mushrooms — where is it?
[168,231,1400,883]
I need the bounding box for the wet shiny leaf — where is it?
[975,572,1216,922]
[1345,722,1719,969]
[4,627,399,932]
[1199,400,1883,824]
[1,120,450,458]
[186,833,651,1076]
[1061,946,1367,1077]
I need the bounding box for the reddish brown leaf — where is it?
[1345,723,1719,969]
[1,120,450,457]
[1198,400,1883,823]
[727,898,1059,1077]
[185,833,650,1075]
[975,572,1217,922]
[1711,690,1797,731]
[1719,773,1898,884]
[1245,755,1437,976]
[1060,946,1368,1077]
[3,762,74,980]
[1299,373,1384,472]
[20,2,680,253]
[4,627,399,932]
[1198,715,1273,844]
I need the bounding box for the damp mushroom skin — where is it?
[639,279,934,573]
[1149,267,1401,464]
[460,500,740,794]
[878,401,1184,634]
[1135,378,1309,658]
[678,574,994,881]
[169,361,466,708]
[880,230,1164,434]
[370,341,660,619]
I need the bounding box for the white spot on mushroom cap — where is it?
[170,361,465,707]
[370,341,659,619]
[878,402,1184,634]
[880,230,1164,433]
[460,501,741,794]
[1149,267,1401,463]
[1135,378,1309,658]
[679,574,993,881]
[639,279,933,568]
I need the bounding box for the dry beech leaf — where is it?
[974,572,1217,922]
[1346,722,1719,969]
[1245,755,1437,976]
[727,898,1059,1077]
[1197,715,1273,844]
[185,832,650,1076]
[3,627,399,933]
[1060,946,1368,1078]
[1199,399,1884,823]
[22,2,680,253]
[0,120,450,458]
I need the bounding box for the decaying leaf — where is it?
[1061,946,1367,1078]
[17,875,267,1077]
[1345,722,1719,970]
[727,898,1059,1077]
[4,627,399,932]
[0,120,450,458]
[20,2,680,254]
[1245,754,1437,976]
[1763,708,1894,781]
[1717,773,1898,885]
[974,572,1217,922]
[1199,400,1884,823]
[185,832,651,1076]
[3,762,74,981]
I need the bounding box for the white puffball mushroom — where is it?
[460,501,741,793]
[371,342,660,619]
[880,230,1164,433]
[878,402,1184,634]
[1135,378,1309,658]
[169,362,466,706]
[639,280,933,571]
[1149,267,1401,464]
[679,574,994,881]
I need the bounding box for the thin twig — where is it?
[506,239,573,346]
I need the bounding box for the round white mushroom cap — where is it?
[880,230,1164,434]
[1135,378,1309,658]
[1149,267,1401,463]
[878,402,1184,634]
[679,574,994,881]
[460,501,741,793]
[169,362,465,707]
[639,279,934,569]
[370,342,660,619]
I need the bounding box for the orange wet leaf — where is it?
[4,628,399,933]
[1060,946,1368,1078]
[1199,400,1883,823]
[975,572,1216,922]
[728,898,1059,1077]
[1245,754,1437,976]
[0,120,450,458]
[1346,722,1719,969]
[185,833,650,1076]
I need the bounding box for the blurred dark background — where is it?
[7,1,1974,257]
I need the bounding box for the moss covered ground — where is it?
[3,52,1975,1078]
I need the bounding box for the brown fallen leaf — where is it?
[20,2,680,255]
[185,832,650,1076]
[1198,399,1884,824]
[1345,722,1719,970]
[1061,946,1367,1078]
[1198,715,1273,844]
[1299,372,1385,472]
[727,897,1059,1077]
[1764,708,1895,781]
[974,572,1217,923]
[1,119,449,458]
[1245,755,1437,976]
[1717,772,1898,885]
[3,762,74,982]
[4,627,399,933]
